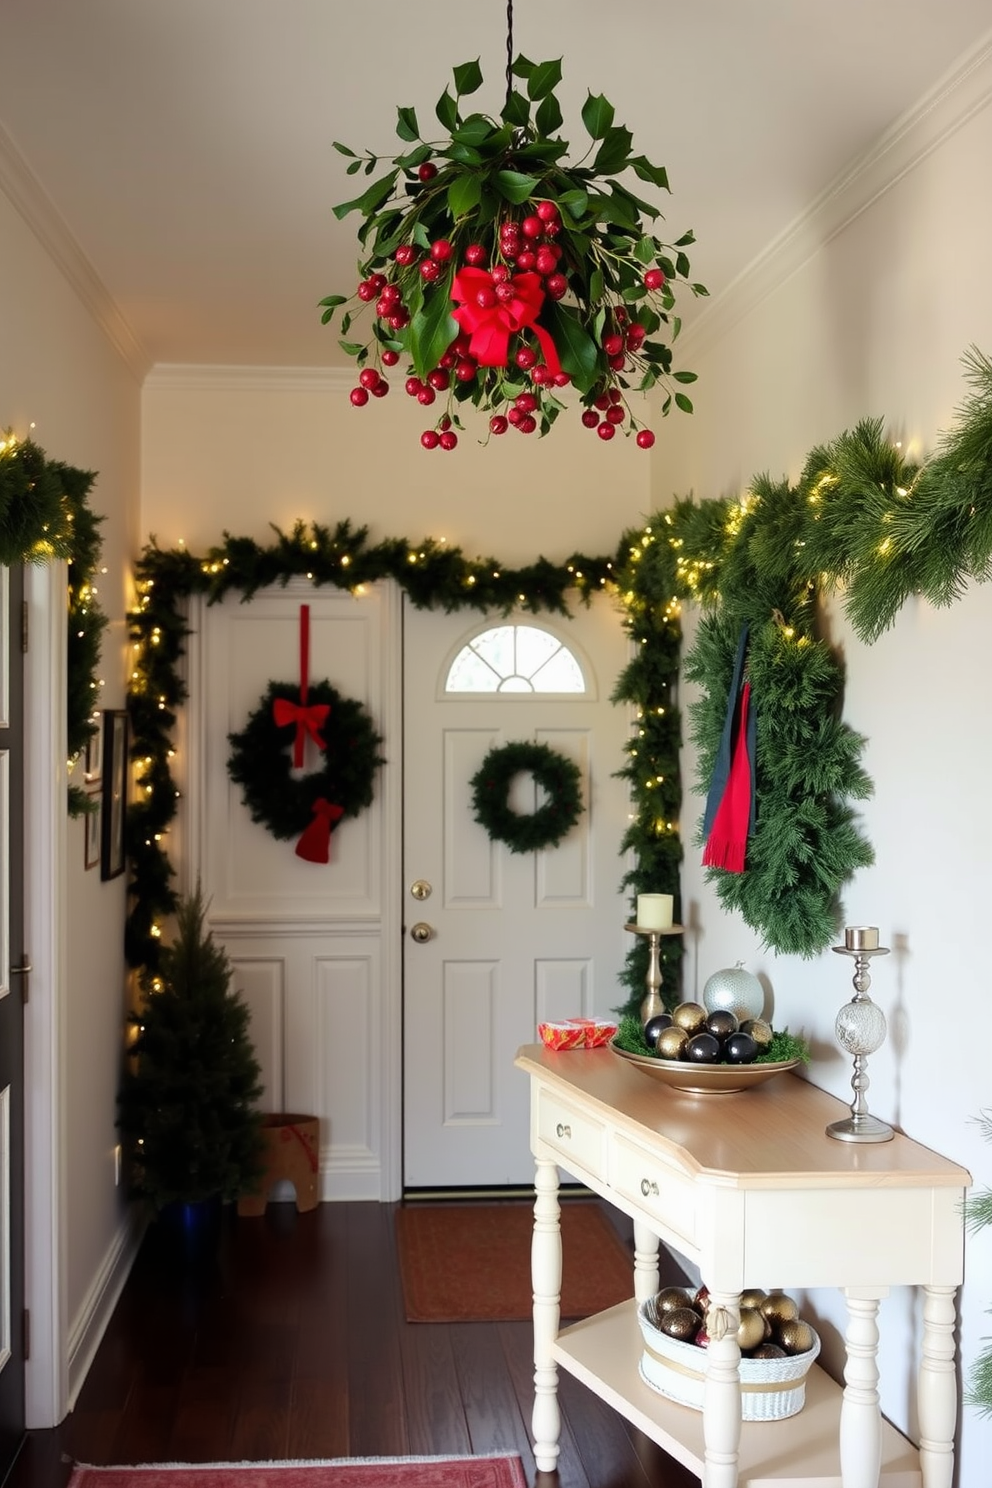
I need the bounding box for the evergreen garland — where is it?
[0,433,107,816]
[965,1109,992,1417]
[469,740,583,853]
[227,680,385,840]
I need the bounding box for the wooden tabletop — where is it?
[515,1044,971,1192]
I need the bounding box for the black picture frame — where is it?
[100,709,128,881]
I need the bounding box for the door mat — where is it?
[395,1201,633,1322]
[67,1456,527,1488]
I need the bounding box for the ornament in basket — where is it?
[638,1285,820,1422]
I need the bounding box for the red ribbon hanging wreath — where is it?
[273,604,330,768]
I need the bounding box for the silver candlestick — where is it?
[624,922,684,1026]
[826,926,893,1143]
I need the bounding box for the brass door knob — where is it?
[410,922,435,944]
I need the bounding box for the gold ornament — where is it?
[760,1290,800,1326]
[739,1288,767,1312]
[736,1307,768,1352]
[776,1317,816,1356]
[660,1306,703,1343]
[672,1001,707,1034]
[750,1342,786,1359]
[657,1026,689,1060]
[740,1017,773,1050]
[653,1286,696,1315]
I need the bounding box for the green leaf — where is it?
[396,144,432,170]
[340,311,352,335]
[339,340,365,356]
[692,283,710,296]
[446,142,484,166]
[494,170,541,204]
[674,392,694,413]
[582,93,615,140]
[411,220,432,250]
[453,115,497,147]
[333,171,398,221]
[332,142,358,158]
[318,294,348,309]
[672,370,697,384]
[511,55,535,80]
[558,188,589,221]
[320,307,335,325]
[346,160,362,175]
[676,251,691,277]
[408,289,459,380]
[674,230,696,247]
[501,90,531,128]
[661,393,672,415]
[396,106,420,143]
[542,302,600,393]
[514,138,569,163]
[594,127,634,175]
[436,89,458,133]
[630,155,670,192]
[448,172,483,218]
[589,267,605,303]
[634,236,655,266]
[453,59,484,96]
[535,94,564,136]
[527,59,563,100]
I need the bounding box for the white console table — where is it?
[515,1043,970,1488]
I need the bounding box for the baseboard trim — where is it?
[66,1209,145,1412]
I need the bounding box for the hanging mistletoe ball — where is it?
[321,53,706,449]
[469,740,584,854]
[227,680,385,843]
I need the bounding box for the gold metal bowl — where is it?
[609,1039,801,1094]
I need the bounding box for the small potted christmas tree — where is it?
[117,883,265,1249]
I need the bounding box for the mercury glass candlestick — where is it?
[826,927,893,1143]
[624,920,684,1025]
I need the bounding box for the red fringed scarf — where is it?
[701,627,756,874]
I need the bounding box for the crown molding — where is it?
[0,122,150,383]
[143,364,354,394]
[681,30,992,361]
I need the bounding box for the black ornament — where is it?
[724,1031,758,1064]
[705,1008,738,1040]
[643,1013,673,1047]
[685,1031,722,1063]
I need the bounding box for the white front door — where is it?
[402,594,632,1190]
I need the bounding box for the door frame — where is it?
[22,560,66,1426]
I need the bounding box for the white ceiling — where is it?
[2,1,991,374]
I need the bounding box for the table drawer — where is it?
[535,1088,607,1180]
[611,1134,697,1249]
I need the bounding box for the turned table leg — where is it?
[633,1218,661,1303]
[702,1290,742,1488]
[918,1284,958,1488]
[531,1157,562,1473]
[840,1289,885,1488]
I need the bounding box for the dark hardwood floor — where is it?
[5,1199,697,1488]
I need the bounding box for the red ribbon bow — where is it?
[295,797,345,864]
[273,697,330,767]
[451,268,562,375]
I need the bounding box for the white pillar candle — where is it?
[637,893,673,931]
[845,925,879,951]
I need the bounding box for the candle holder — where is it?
[826,927,893,1144]
[625,921,685,1026]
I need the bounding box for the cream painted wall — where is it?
[0,187,141,1415]
[651,92,992,1488]
[140,368,653,563]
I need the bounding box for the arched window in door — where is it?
[444,624,587,694]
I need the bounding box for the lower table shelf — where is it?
[552,1300,921,1488]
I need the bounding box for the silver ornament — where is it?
[702,964,764,1022]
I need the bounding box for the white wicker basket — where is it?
[637,1300,820,1422]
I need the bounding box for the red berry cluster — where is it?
[346,187,663,450]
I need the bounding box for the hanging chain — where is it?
[504,0,514,109]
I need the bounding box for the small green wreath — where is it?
[227,679,385,841]
[469,740,584,854]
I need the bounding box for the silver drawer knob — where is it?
[556,1122,571,1139]
[640,1177,659,1197]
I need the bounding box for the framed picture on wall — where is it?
[84,714,103,783]
[100,709,128,881]
[84,794,102,870]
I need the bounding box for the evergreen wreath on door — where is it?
[469,739,583,853]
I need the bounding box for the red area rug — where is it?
[67,1457,527,1488]
[395,1200,633,1322]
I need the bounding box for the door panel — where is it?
[403,596,631,1189]
[0,566,25,1473]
